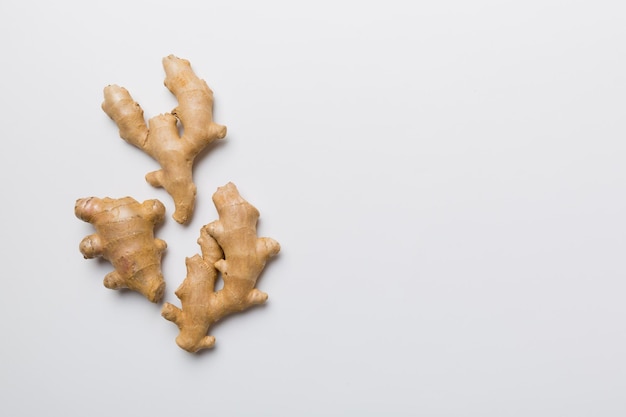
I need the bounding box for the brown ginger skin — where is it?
[162,182,281,352]
[75,197,167,303]
[101,55,227,224]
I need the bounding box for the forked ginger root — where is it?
[75,197,167,303]
[162,182,280,352]
[102,55,227,224]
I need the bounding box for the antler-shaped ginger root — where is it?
[102,55,227,224]
[75,197,167,303]
[162,182,280,352]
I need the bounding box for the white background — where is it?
[1,1,625,415]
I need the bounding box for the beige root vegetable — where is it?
[75,196,167,303]
[102,55,227,224]
[162,182,280,352]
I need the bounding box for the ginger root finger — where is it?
[162,183,280,352]
[102,55,226,224]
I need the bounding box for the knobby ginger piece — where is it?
[75,196,167,302]
[162,182,280,352]
[102,55,227,224]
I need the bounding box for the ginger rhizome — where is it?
[102,55,227,224]
[162,182,281,352]
[75,196,167,303]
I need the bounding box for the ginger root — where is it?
[75,196,167,303]
[162,182,280,352]
[102,55,227,224]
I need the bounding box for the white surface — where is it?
[1,1,625,415]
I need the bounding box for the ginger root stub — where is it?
[75,196,167,303]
